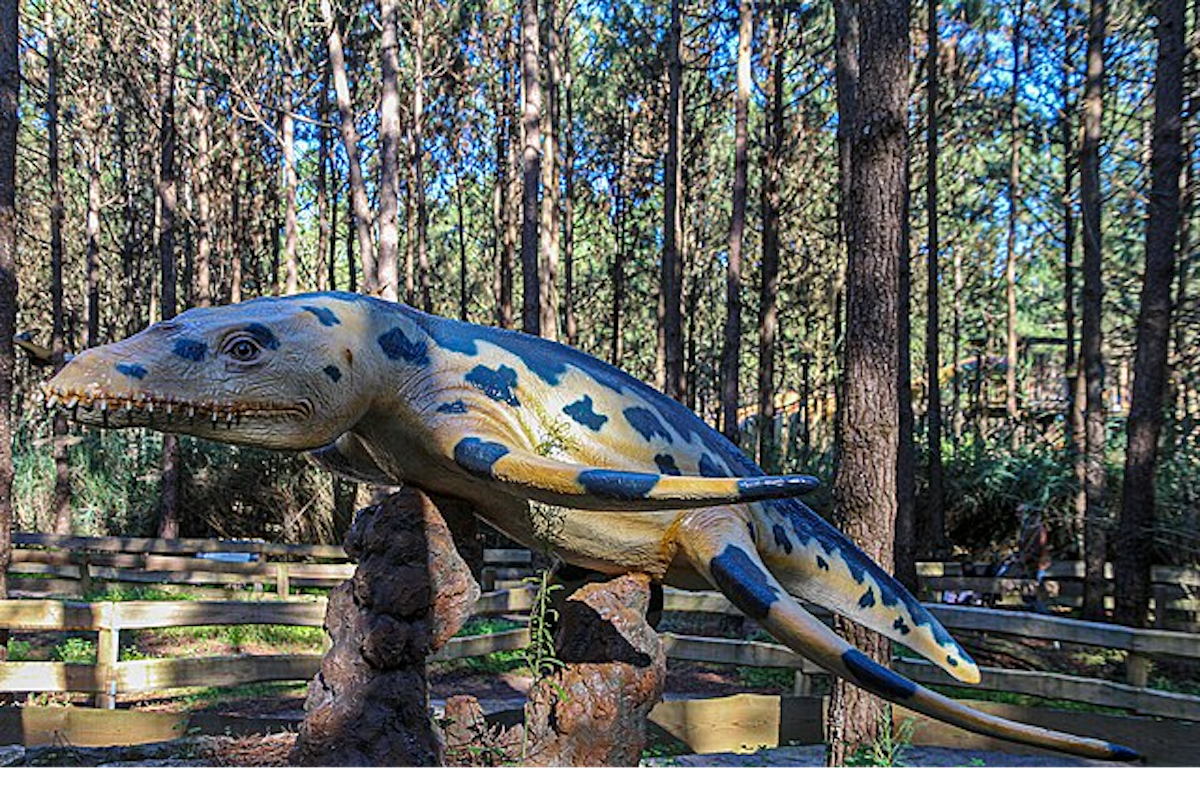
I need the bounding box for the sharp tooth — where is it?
[99,399,108,412]
[124,400,134,412]
[64,396,78,410]
[187,406,196,419]
[165,402,174,417]
[146,402,155,415]
[46,395,59,410]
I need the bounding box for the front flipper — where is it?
[447,434,818,512]
[673,507,1139,762]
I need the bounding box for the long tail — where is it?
[675,509,1140,762]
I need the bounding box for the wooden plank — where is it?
[112,600,328,630]
[0,661,105,693]
[483,549,532,565]
[14,531,346,560]
[660,633,812,670]
[432,629,530,661]
[0,707,301,748]
[114,654,321,693]
[0,600,111,631]
[897,659,1200,723]
[474,588,534,614]
[663,589,739,615]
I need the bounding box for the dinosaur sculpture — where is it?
[41,292,1138,761]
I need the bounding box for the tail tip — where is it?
[1107,743,1141,762]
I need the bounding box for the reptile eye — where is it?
[226,337,262,363]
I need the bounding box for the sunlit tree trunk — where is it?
[0,0,17,635]
[520,0,543,334]
[379,0,402,301]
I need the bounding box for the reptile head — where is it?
[42,295,373,450]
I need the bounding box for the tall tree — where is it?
[1004,0,1026,440]
[1114,0,1185,627]
[757,1,784,471]
[520,0,543,334]
[1079,0,1108,619]
[924,0,947,556]
[661,0,685,400]
[721,0,752,446]
[539,0,562,340]
[321,0,377,293]
[827,0,909,766]
[379,0,402,302]
[156,0,181,540]
[0,0,18,621]
[45,0,71,536]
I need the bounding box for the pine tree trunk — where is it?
[322,0,377,293]
[0,0,18,611]
[379,0,402,302]
[721,0,751,446]
[317,60,331,293]
[661,0,685,400]
[925,0,947,557]
[282,56,299,296]
[539,0,561,340]
[520,0,543,335]
[562,28,577,346]
[46,1,71,536]
[1079,0,1108,620]
[1005,1,1025,442]
[827,0,908,766]
[156,0,181,540]
[1114,0,1185,627]
[191,9,212,307]
[758,3,783,472]
[896,162,916,590]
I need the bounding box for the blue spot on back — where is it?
[858,587,876,609]
[116,363,147,380]
[437,400,469,414]
[302,305,342,326]
[563,395,608,431]
[654,454,682,475]
[698,454,726,477]
[173,339,207,361]
[772,524,793,554]
[378,326,430,365]
[323,365,342,383]
[624,407,672,443]
[466,364,520,406]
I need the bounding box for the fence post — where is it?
[1125,652,1150,689]
[94,601,119,710]
[275,563,291,598]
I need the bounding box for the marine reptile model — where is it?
[42,292,1138,761]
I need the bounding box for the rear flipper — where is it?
[674,507,1140,762]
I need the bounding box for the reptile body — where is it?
[42,292,1138,761]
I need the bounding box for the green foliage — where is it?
[53,637,97,665]
[843,707,914,768]
[5,639,32,661]
[155,624,325,651]
[735,666,796,691]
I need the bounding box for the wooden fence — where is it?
[2,534,1200,729]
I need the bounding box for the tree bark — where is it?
[721,0,751,446]
[317,59,331,292]
[321,0,377,293]
[45,0,71,536]
[661,0,685,400]
[520,0,543,335]
[539,0,562,340]
[827,0,909,766]
[0,0,19,616]
[1114,0,1185,627]
[1004,1,1026,442]
[281,38,299,296]
[758,2,784,472]
[379,0,402,302]
[562,17,577,345]
[924,0,947,557]
[1079,0,1108,620]
[156,0,181,540]
[190,9,212,306]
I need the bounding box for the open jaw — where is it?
[40,384,312,433]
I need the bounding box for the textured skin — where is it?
[42,292,1137,761]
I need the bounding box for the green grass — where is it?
[444,617,529,675]
[54,637,97,664]
[83,585,198,602]
[170,680,310,712]
[5,639,33,661]
[735,665,796,690]
[153,624,326,651]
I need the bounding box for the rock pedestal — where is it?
[290,488,479,767]
[442,572,666,767]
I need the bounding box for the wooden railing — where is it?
[4,535,1199,721]
[2,587,1198,723]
